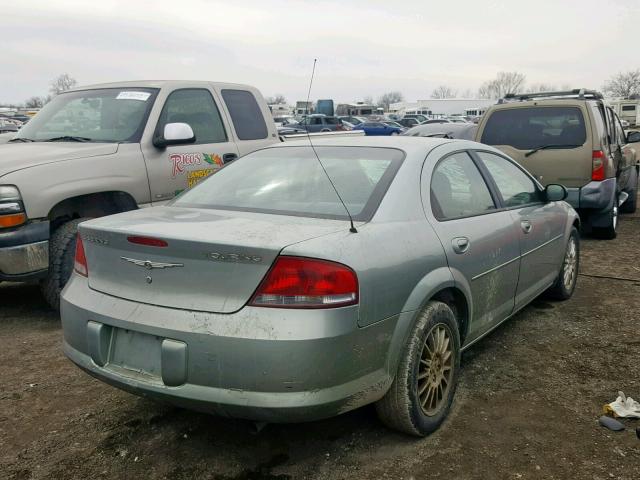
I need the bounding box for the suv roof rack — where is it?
[500,88,603,103]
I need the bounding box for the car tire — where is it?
[546,227,580,300]
[391,132,399,136]
[375,300,461,436]
[620,170,638,214]
[40,218,90,310]
[592,198,618,240]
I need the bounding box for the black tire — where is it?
[592,195,618,240]
[620,170,638,214]
[375,301,461,436]
[546,227,580,300]
[40,218,90,310]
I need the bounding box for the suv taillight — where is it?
[250,256,358,308]
[74,234,88,277]
[592,150,606,181]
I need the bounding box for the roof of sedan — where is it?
[275,135,459,155]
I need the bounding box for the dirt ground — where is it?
[1,204,640,480]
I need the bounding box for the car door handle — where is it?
[452,237,470,254]
[521,220,533,234]
[223,153,238,163]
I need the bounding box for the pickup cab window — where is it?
[221,89,269,140]
[157,89,227,144]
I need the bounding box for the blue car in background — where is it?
[354,121,404,136]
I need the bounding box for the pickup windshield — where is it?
[14,88,158,143]
[173,146,404,221]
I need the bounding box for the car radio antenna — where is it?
[305,58,357,233]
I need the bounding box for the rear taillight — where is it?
[250,256,358,308]
[74,234,88,277]
[592,150,606,181]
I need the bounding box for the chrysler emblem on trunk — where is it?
[121,257,184,269]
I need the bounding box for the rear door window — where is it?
[220,89,269,140]
[481,107,587,150]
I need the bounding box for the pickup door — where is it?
[140,86,241,203]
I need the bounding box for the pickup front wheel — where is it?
[41,218,90,311]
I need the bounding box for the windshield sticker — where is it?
[116,91,151,101]
[170,153,224,178]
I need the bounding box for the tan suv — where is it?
[476,89,640,239]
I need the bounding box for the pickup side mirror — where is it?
[626,130,640,144]
[153,122,196,148]
[545,184,568,202]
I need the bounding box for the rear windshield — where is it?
[481,106,587,150]
[173,146,404,221]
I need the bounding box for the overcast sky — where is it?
[2,0,638,104]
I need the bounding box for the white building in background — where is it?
[389,98,497,117]
[269,103,293,118]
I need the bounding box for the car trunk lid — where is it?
[80,206,348,313]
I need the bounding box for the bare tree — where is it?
[265,94,287,105]
[430,85,457,99]
[24,96,46,108]
[603,70,640,98]
[460,88,474,99]
[478,71,527,99]
[49,73,78,96]
[526,83,558,93]
[377,91,404,111]
[362,95,375,106]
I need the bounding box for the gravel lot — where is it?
[1,200,639,480]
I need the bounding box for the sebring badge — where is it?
[121,257,184,270]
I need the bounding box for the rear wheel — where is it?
[41,218,90,310]
[546,227,580,300]
[592,195,618,240]
[375,301,461,436]
[620,170,638,214]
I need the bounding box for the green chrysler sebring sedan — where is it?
[61,137,580,436]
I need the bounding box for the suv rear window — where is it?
[220,89,268,140]
[481,106,587,150]
[173,146,404,221]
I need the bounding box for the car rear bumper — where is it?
[61,274,398,422]
[0,221,49,281]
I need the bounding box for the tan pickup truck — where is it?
[0,80,335,308]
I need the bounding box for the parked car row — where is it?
[1,81,636,439]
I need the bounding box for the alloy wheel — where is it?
[562,236,578,290]
[417,323,454,416]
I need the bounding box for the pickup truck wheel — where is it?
[41,218,90,310]
[546,227,580,300]
[375,301,460,436]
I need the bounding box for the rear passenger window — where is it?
[481,107,586,150]
[430,152,496,220]
[158,89,227,144]
[477,152,542,207]
[221,89,269,140]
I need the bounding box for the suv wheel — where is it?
[620,170,638,214]
[375,301,461,436]
[593,202,618,239]
[41,218,90,310]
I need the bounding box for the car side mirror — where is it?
[153,122,196,148]
[545,184,568,202]
[626,130,640,144]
